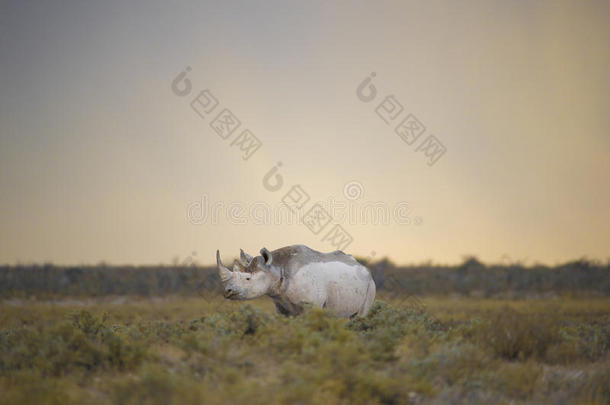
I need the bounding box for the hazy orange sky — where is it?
[1,1,609,265]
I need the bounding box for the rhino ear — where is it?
[260,247,273,266]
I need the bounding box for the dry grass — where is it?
[1,295,608,405]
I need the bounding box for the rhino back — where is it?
[271,245,361,276]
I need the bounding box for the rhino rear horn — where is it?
[232,259,246,272]
[240,249,254,266]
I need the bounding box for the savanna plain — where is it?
[0,260,608,405]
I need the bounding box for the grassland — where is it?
[1,294,608,405]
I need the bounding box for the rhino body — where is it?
[216,245,376,318]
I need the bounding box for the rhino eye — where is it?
[245,276,251,281]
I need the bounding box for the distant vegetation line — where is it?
[0,258,608,298]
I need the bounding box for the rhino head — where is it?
[216,248,281,300]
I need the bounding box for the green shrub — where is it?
[0,310,145,377]
[111,365,205,405]
[0,298,607,405]
[348,301,445,361]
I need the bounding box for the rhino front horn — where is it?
[216,250,232,283]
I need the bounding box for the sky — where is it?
[0,0,609,266]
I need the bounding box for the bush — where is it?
[0,298,607,404]
[0,310,145,377]
[477,307,559,360]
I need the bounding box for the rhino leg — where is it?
[358,279,376,317]
[273,299,303,317]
